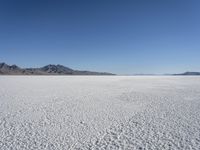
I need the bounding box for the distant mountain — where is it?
[0,63,24,75]
[174,72,200,76]
[0,63,115,75]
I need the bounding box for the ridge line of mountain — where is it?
[0,62,115,75]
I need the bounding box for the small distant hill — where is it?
[0,62,115,75]
[173,72,200,76]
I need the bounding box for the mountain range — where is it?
[0,63,114,75]
[173,72,200,76]
[1,62,200,76]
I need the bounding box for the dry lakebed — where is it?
[0,76,200,150]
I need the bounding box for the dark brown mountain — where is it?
[0,63,115,75]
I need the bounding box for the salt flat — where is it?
[0,76,200,150]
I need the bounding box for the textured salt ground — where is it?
[0,76,200,150]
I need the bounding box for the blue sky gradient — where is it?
[0,0,200,74]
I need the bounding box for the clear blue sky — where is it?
[0,0,200,74]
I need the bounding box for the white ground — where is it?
[0,76,200,150]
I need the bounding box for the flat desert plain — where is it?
[0,76,200,150]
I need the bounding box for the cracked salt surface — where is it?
[0,76,200,150]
